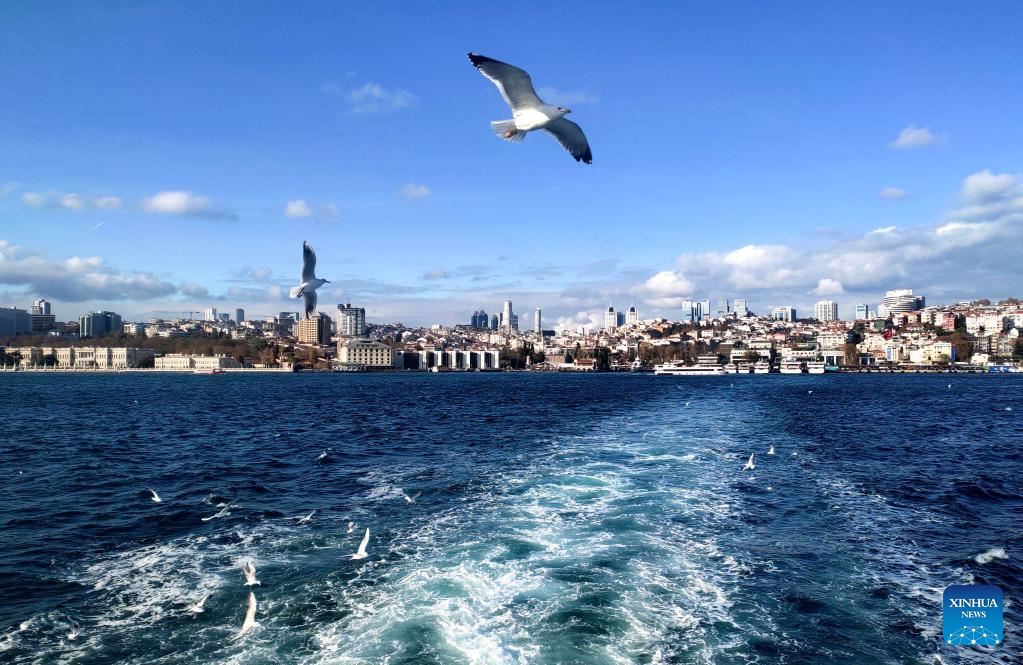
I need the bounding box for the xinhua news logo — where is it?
[943,585,1003,646]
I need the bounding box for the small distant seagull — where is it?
[1007,406,1014,411]
[147,488,162,503]
[404,490,422,504]
[243,561,260,587]
[807,390,814,395]
[468,53,592,164]
[346,521,356,534]
[201,503,231,522]
[317,449,329,462]
[186,593,211,616]
[947,384,952,389]
[351,527,370,560]
[288,241,330,319]
[742,453,756,471]
[236,591,257,638]
[685,401,690,407]
[296,510,316,524]
[768,446,775,455]
[66,622,81,641]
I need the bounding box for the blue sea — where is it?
[0,373,1020,664]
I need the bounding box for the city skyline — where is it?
[3,3,1023,327]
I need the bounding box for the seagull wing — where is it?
[543,118,593,164]
[468,53,542,111]
[358,527,370,556]
[303,290,317,319]
[302,241,317,282]
[238,592,257,636]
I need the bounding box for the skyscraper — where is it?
[79,311,122,338]
[814,300,839,322]
[733,299,748,317]
[604,306,617,332]
[772,306,796,322]
[336,303,366,337]
[478,308,488,328]
[534,307,542,334]
[699,300,711,320]
[490,313,499,330]
[203,306,217,322]
[854,303,869,320]
[31,299,51,316]
[681,300,700,323]
[235,308,245,323]
[716,299,730,317]
[882,289,925,315]
[626,306,638,324]
[502,300,513,332]
[297,313,332,345]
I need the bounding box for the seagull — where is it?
[243,561,260,587]
[768,445,775,455]
[296,510,316,524]
[404,490,422,504]
[147,488,162,503]
[351,527,370,560]
[201,503,231,522]
[346,521,356,534]
[236,592,257,638]
[66,622,81,641]
[948,384,953,389]
[186,593,211,616]
[317,449,329,462]
[742,453,756,471]
[685,401,690,407]
[807,390,814,395]
[288,241,330,319]
[468,53,592,164]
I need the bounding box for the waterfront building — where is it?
[772,306,796,322]
[31,299,51,316]
[79,311,122,338]
[0,306,32,337]
[235,308,245,323]
[203,306,217,322]
[733,299,748,317]
[854,303,870,320]
[336,303,366,337]
[626,306,638,325]
[604,306,617,332]
[49,346,155,369]
[814,300,839,322]
[154,354,240,370]
[338,339,393,367]
[297,313,332,345]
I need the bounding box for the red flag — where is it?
[883,328,893,340]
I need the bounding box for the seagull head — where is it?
[557,106,572,115]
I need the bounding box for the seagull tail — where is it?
[491,119,524,143]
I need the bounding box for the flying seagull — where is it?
[147,488,162,503]
[768,445,775,455]
[404,490,422,504]
[236,592,257,638]
[201,502,231,521]
[289,241,330,319]
[243,561,260,587]
[296,510,316,524]
[351,527,370,560]
[468,52,592,164]
[186,593,211,616]
[346,521,356,534]
[742,453,756,471]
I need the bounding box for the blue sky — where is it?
[3,1,1023,327]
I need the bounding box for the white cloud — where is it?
[285,199,312,218]
[94,196,122,209]
[868,225,898,235]
[20,191,123,211]
[141,190,235,220]
[21,192,48,208]
[398,183,431,200]
[535,86,600,106]
[879,187,907,200]
[324,82,417,114]
[890,124,940,150]
[319,202,340,223]
[421,269,449,280]
[59,193,86,210]
[813,278,845,296]
[961,170,1017,202]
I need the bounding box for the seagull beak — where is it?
[565,108,573,114]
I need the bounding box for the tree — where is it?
[976,298,992,306]
[41,354,57,367]
[843,342,859,366]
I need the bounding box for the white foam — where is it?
[975,547,1007,565]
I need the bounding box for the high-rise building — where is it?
[31,299,51,316]
[716,299,731,317]
[882,289,925,316]
[616,311,626,326]
[681,299,702,323]
[336,303,366,337]
[203,306,217,322]
[477,308,488,329]
[814,300,839,322]
[509,313,519,331]
[772,306,796,322]
[854,303,870,320]
[79,311,122,338]
[604,306,617,332]
[490,313,499,330]
[0,306,32,336]
[733,299,748,317]
[218,313,230,322]
[502,300,514,332]
[626,305,638,325]
[297,313,332,345]
[534,307,542,334]
[235,308,245,323]
[699,300,711,320]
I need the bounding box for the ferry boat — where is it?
[753,361,771,374]
[629,359,654,373]
[805,361,826,374]
[779,359,804,374]
[653,361,727,376]
[737,362,752,374]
